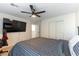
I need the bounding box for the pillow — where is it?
[69,35,79,56]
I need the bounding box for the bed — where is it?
[8,37,71,56]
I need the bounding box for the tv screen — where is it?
[3,18,26,32]
[12,20,26,32]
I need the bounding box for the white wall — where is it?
[75,11,79,35]
[40,13,77,40]
[0,13,32,46]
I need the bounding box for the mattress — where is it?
[8,37,71,56]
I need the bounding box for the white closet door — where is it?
[55,21,64,39]
[35,25,39,37]
[48,22,56,39]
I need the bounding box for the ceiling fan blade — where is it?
[35,11,46,14]
[21,11,32,14]
[10,3,19,7]
[30,5,35,12]
[35,14,40,17]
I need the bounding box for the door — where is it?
[48,22,56,39]
[32,24,39,38]
[55,21,64,39]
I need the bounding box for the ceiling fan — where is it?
[10,3,46,17]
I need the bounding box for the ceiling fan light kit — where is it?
[31,14,37,18]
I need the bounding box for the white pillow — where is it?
[69,35,79,56]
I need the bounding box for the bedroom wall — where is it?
[75,11,79,35]
[40,13,77,40]
[0,13,32,46]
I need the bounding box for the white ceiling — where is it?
[0,3,79,21]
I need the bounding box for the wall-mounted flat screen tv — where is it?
[3,18,26,32]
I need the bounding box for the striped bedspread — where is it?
[73,42,79,56]
[8,37,70,56]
